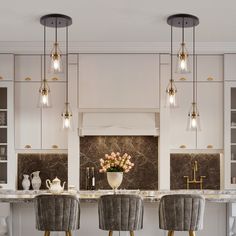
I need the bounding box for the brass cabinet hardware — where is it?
[207,144,213,149]
[179,77,187,81]
[24,144,32,149]
[51,77,59,81]
[207,77,214,81]
[180,145,186,149]
[0,76,3,80]
[24,77,32,81]
[52,145,59,149]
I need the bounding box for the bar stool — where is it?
[34,194,80,236]
[98,194,144,236]
[159,194,205,236]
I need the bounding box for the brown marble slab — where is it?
[170,153,220,190]
[80,136,158,190]
[17,153,68,190]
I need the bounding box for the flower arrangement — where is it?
[99,152,134,173]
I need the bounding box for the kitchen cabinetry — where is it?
[15,82,41,149]
[197,82,223,149]
[79,54,159,109]
[0,54,14,81]
[15,81,67,150]
[15,55,42,81]
[0,82,14,188]
[224,82,236,189]
[169,55,223,150]
[42,83,67,149]
[224,54,236,81]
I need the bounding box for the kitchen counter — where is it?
[1,189,236,203]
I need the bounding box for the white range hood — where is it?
[78,111,159,136]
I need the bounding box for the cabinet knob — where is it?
[24,77,32,81]
[207,77,214,81]
[179,77,187,81]
[207,144,213,149]
[0,76,3,80]
[24,145,32,149]
[52,145,59,149]
[179,145,187,149]
[51,77,59,81]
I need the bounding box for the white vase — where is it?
[30,171,41,190]
[0,217,7,236]
[22,174,30,190]
[107,172,123,191]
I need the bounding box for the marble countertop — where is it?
[0,189,236,203]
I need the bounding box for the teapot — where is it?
[46,177,66,194]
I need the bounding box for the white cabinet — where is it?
[15,55,42,81]
[197,82,223,149]
[42,83,67,149]
[224,54,236,81]
[197,55,223,82]
[169,82,196,150]
[79,54,159,109]
[15,82,41,149]
[0,54,14,81]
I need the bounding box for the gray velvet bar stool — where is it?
[98,194,144,236]
[159,194,205,236]
[34,194,80,236]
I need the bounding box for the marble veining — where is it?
[80,136,158,190]
[17,153,68,190]
[170,153,220,190]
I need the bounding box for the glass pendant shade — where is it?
[50,42,62,73]
[38,82,51,108]
[176,43,190,74]
[62,103,73,130]
[187,103,201,131]
[166,80,178,108]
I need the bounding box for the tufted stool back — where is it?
[98,194,143,233]
[159,194,205,233]
[34,194,80,232]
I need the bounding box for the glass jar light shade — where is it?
[166,80,178,108]
[176,43,190,74]
[62,103,73,130]
[38,82,51,108]
[187,103,201,131]
[50,42,62,73]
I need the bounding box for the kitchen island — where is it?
[0,189,232,236]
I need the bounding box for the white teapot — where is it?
[46,177,66,194]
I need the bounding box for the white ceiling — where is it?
[1,0,236,52]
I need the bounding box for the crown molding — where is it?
[0,41,236,54]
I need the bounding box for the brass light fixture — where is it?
[38,19,51,108]
[40,14,73,128]
[187,16,200,131]
[61,25,73,130]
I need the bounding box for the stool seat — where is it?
[98,194,143,236]
[34,194,80,236]
[159,194,205,236]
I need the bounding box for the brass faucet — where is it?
[184,161,206,190]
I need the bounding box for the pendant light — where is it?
[38,20,51,108]
[165,22,177,108]
[187,17,200,131]
[50,19,63,73]
[62,24,73,130]
[176,17,190,74]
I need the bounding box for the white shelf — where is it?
[0,161,7,163]
[0,126,7,128]
[0,109,7,111]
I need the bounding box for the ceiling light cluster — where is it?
[38,14,73,130]
[166,14,200,131]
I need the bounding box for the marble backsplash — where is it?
[17,153,68,190]
[80,136,158,190]
[170,153,220,190]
